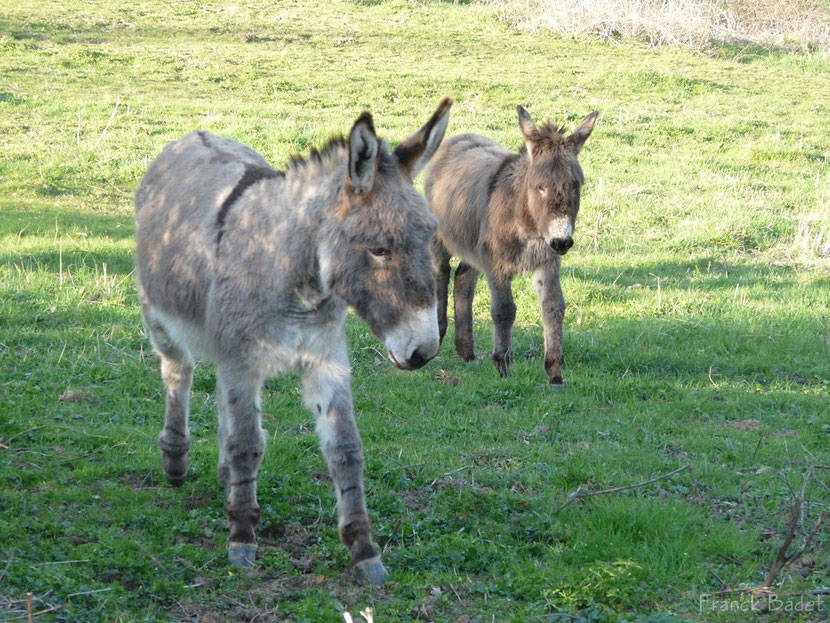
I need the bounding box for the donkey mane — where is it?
[283,135,397,181]
[286,135,347,173]
[521,121,568,156]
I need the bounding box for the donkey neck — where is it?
[504,152,536,233]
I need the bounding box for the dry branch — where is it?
[554,463,691,514]
[706,466,827,601]
[760,468,825,589]
[99,95,120,139]
[2,605,61,622]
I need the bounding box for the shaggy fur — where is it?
[424,106,597,385]
[134,97,452,582]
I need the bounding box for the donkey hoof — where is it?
[162,456,189,487]
[549,376,565,388]
[492,355,510,377]
[227,542,257,567]
[165,473,187,487]
[353,556,388,585]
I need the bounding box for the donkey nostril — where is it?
[550,238,574,254]
[406,346,434,370]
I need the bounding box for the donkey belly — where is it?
[426,134,509,272]
[150,306,214,359]
[135,131,274,343]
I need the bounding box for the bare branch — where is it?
[554,464,691,515]
[760,468,824,589]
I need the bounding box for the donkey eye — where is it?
[369,247,391,258]
[537,186,547,196]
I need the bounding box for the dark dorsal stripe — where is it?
[488,154,517,198]
[215,164,279,248]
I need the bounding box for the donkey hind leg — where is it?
[142,305,194,487]
[453,261,480,361]
[302,352,387,585]
[487,273,517,378]
[216,376,230,488]
[534,261,566,387]
[431,237,452,344]
[218,368,266,567]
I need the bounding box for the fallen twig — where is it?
[389,462,427,472]
[99,95,120,139]
[2,426,47,448]
[751,433,767,462]
[430,464,475,487]
[688,465,703,501]
[442,464,474,477]
[761,468,825,589]
[2,605,61,622]
[0,554,14,583]
[65,587,112,599]
[553,464,692,515]
[133,541,172,578]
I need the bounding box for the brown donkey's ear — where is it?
[348,112,380,194]
[566,111,599,154]
[517,105,538,161]
[393,96,453,179]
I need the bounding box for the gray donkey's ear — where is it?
[348,112,380,193]
[517,105,538,161]
[566,111,599,154]
[394,96,453,179]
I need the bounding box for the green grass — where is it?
[1,1,828,621]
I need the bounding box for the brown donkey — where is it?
[134,98,452,584]
[425,106,597,386]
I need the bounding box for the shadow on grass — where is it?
[0,249,135,277]
[0,206,134,239]
[1,208,135,274]
[438,312,826,388]
[567,256,826,292]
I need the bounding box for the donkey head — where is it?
[322,98,453,370]
[517,106,598,255]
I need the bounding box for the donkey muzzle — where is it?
[545,218,574,255]
[384,305,439,371]
[548,236,574,255]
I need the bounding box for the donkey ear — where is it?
[517,105,538,160]
[348,112,380,194]
[393,96,453,179]
[566,111,598,154]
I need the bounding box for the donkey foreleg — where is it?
[218,370,266,566]
[534,262,566,386]
[431,237,452,344]
[487,273,517,377]
[453,262,480,361]
[302,353,386,585]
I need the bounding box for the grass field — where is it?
[1,1,828,621]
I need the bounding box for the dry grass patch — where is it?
[483,0,830,53]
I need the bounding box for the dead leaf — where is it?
[436,370,461,385]
[59,390,98,404]
[728,419,760,431]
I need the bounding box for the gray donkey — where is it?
[425,106,597,386]
[134,97,452,584]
